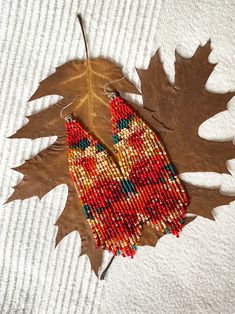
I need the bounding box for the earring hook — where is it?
[103,74,127,99]
[60,96,78,121]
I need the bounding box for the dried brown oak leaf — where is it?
[8,57,169,275]
[134,41,234,220]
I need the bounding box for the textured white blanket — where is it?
[0,0,235,313]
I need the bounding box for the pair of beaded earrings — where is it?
[63,89,189,258]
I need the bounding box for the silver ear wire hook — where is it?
[60,96,78,121]
[103,74,127,99]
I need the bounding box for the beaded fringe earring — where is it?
[65,115,143,258]
[109,94,189,236]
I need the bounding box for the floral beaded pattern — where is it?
[65,96,189,257]
[110,96,189,236]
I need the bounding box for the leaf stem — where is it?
[100,255,115,280]
[77,13,89,61]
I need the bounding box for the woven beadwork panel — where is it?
[110,96,189,234]
[66,118,141,257]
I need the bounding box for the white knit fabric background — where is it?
[0,0,235,313]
